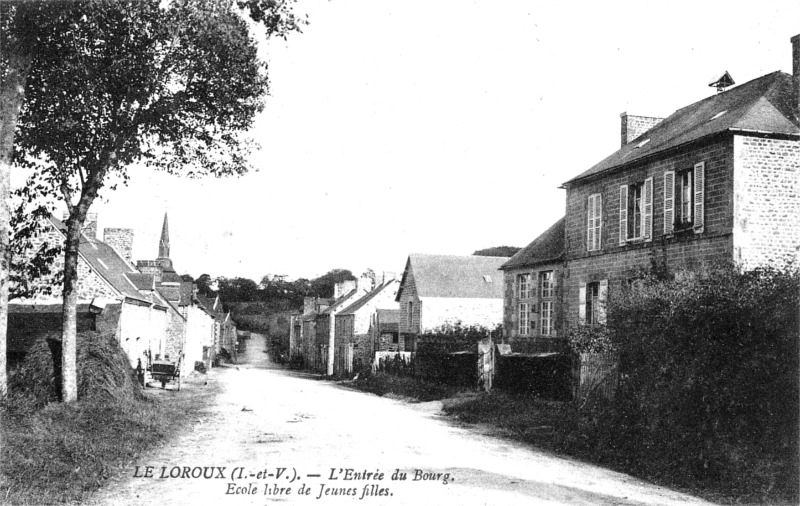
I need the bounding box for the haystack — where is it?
[8,331,144,408]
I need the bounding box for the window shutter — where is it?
[578,284,586,323]
[663,171,675,234]
[618,185,628,245]
[643,177,653,241]
[586,195,595,251]
[694,162,705,231]
[598,279,608,324]
[593,193,603,251]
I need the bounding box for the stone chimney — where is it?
[303,296,316,315]
[620,112,664,147]
[792,34,800,121]
[333,279,357,299]
[63,211,98,240]
[103,228,134,265]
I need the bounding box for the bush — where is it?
[570,265,800,502]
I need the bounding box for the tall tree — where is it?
[1,0,301,401]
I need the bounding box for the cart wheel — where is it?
[177,376,182,391]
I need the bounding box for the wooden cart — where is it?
[149,355,183,390]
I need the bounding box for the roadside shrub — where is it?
[571,265,799,501]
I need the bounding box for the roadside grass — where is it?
[349,373,796,505]
[1,332,220,505]
[443,391,796,505]
[349,371,464,402]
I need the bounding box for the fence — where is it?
[576,352,619,402]
[495,352,572,400]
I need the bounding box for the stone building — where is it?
[136,213,212,374]
[333,276,399,375]
[8,214,169,369]
[396,254,506,350]
[499,218,565,354]
[503,34,800,350]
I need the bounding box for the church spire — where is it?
[158,212,170,259]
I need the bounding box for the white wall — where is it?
[420,297,503,332]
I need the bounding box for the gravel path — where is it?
[86,333,714,506]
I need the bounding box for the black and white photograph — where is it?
[1,1,799,504]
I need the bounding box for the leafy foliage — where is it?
[571,265,800,502]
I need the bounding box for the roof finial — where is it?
[158,212,170,259]
[709,71,735,93]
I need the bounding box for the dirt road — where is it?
[87,333,713,506]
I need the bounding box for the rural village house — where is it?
[370,308,402,353]
[8,214,169,371]
[396,254,506,351]
[503,35,800,356]
[333,275,399,375]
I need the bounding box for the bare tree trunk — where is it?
[0,49,30,398]
[60,214,84,402]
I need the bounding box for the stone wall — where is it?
[563,135,737,329]
[502,263,565,354]
[733,135,800,267]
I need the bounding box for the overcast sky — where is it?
[33,0,800,282]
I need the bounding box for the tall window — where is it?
[518,303,530,335]
[539,271,554,335]
[629,182,643,238]
[678,168,693,227]
[585,282,600,325]
[517,273,530,299]
[407,301,413,329]
[587,193,602,251]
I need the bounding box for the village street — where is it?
[87,334,712,506]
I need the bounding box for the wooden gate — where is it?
[477,339,494,391]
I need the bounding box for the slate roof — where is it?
[338,280,399,316]
[397,254,506,300]
[564,72,800,186]
[376,309,401,324]
[48,216,150,304]
[501,217,565,270]
[126,273,155,291]
[195,293,221,317]
[319,289,357,315]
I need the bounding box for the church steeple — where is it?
[158,212,170,259]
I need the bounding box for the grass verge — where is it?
[348,372,464,402]
[1,377,218,505]
[348,372,796,505]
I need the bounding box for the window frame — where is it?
[587,193,603,251]
[518,302,530,335]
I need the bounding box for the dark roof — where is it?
[501,217,565,270]
[320,289,357,315]
[48,216,150,304]
[376,308,400,333]
[178,282,193,306]
[161,271,183,283]
[338,280,399,316]
[564,72,800,186]
[397,254,506,300]
[126,273,155,291]
[195,293,221,316]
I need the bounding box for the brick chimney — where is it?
[792,34,800,121]
[103,228,134,265]
[620,112,664,147]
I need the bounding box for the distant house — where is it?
[396,254,506,350]
[136,213,212,375]
[499,218,565,354]
[371,308,401,353]
[8,214,168,369]
[334,276,399,375]
[313,281,367,374]
[290,296,330,367]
